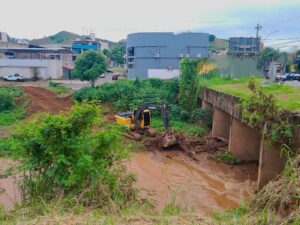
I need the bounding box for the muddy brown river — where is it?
[127,150,255,214]
[0,151,255,214]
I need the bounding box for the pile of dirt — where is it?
[23,86,73,115]
[143,132,228,161]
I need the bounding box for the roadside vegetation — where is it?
[73,75,212,138]
[48,81,69,95]
[0,86,27,127]
[206,76,300,111]
[0,103,145,224]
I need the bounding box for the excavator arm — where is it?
[133,102,171,132]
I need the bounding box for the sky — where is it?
[1,0,300,49]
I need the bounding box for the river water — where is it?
[0,151,255,214]
[127,150,255,214]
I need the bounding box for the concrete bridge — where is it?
[200,88,300,189]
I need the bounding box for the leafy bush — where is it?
[73,78,179,111]
[0,137,25,159]
[216,151,241,165]
[191,108,212,127]
[14,103,136,207]
[0,86,20,112]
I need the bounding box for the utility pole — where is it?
[255,23,262,38]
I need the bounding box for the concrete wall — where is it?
[212,107,231,140]
[148,69,180,79]
[211,54,263,77]
[0,59,63,79]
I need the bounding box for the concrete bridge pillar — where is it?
[228,118,261,161]
[212,107,231,140]
[257,141,287,189]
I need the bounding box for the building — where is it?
[0,32,8,42]
[100,41,109,51]
[229,37,261,55]
[72,33,101,54]
[126,32,209,79]
[0,47,73,80]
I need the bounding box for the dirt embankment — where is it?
[22,86,73,115]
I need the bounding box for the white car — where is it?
[3,73,24,82]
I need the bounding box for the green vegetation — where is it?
[206,77,300,111]
[73,78,178,111]
[73,77,211,137]
[151,117,206,138]
[179,59,199,113]
[0,103,140,224]
[48,82,69,95]
[103,42,126,66]
[0,86,27,127]
[242,82,294,147]
[216,151,241,165]
[72,50,107,87]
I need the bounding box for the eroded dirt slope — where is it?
[22,86,72,115]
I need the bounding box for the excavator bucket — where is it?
[159,132,178,148]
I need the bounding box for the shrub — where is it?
[191,108,212,127]
[15,103,136,207]
[0,88,15,112]
[73,79,178,111]
[216,151,241,165]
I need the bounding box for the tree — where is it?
[73,50,107,87]
[104,43,126,66]
[179,59,199,113]
[209,34,216,42]
[258,47,280,69]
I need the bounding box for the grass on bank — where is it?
[48,82,69,95]
[0,86,28,127]
[201,76,300,111]
[151,117,206,138]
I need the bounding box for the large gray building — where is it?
[126,32,209,79]
[229,37,261,55]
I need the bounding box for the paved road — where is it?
[284,80,300,87]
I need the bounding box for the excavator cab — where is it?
[115,109,151,130]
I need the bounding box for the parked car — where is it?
[294,73,300,81]
[285,73,296,81]
[275,74,286,82]
[99,73,105,78]
[112,74,120,80]
[3,73,24,82]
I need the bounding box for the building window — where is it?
[127,47,134,57]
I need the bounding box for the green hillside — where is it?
[30,31,116,47]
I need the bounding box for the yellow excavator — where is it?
[115,102,177,147]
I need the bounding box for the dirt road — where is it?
[23,86,73,115]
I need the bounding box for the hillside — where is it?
[30,31,116,47]
[209,38,229,51]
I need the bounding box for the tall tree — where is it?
[104,43,126,66]
[179,59,199,112]
[73,50,107,87]
[258,47,280,69]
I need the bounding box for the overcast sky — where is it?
[1,0,300,48]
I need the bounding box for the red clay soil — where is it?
[22,86,73,115]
